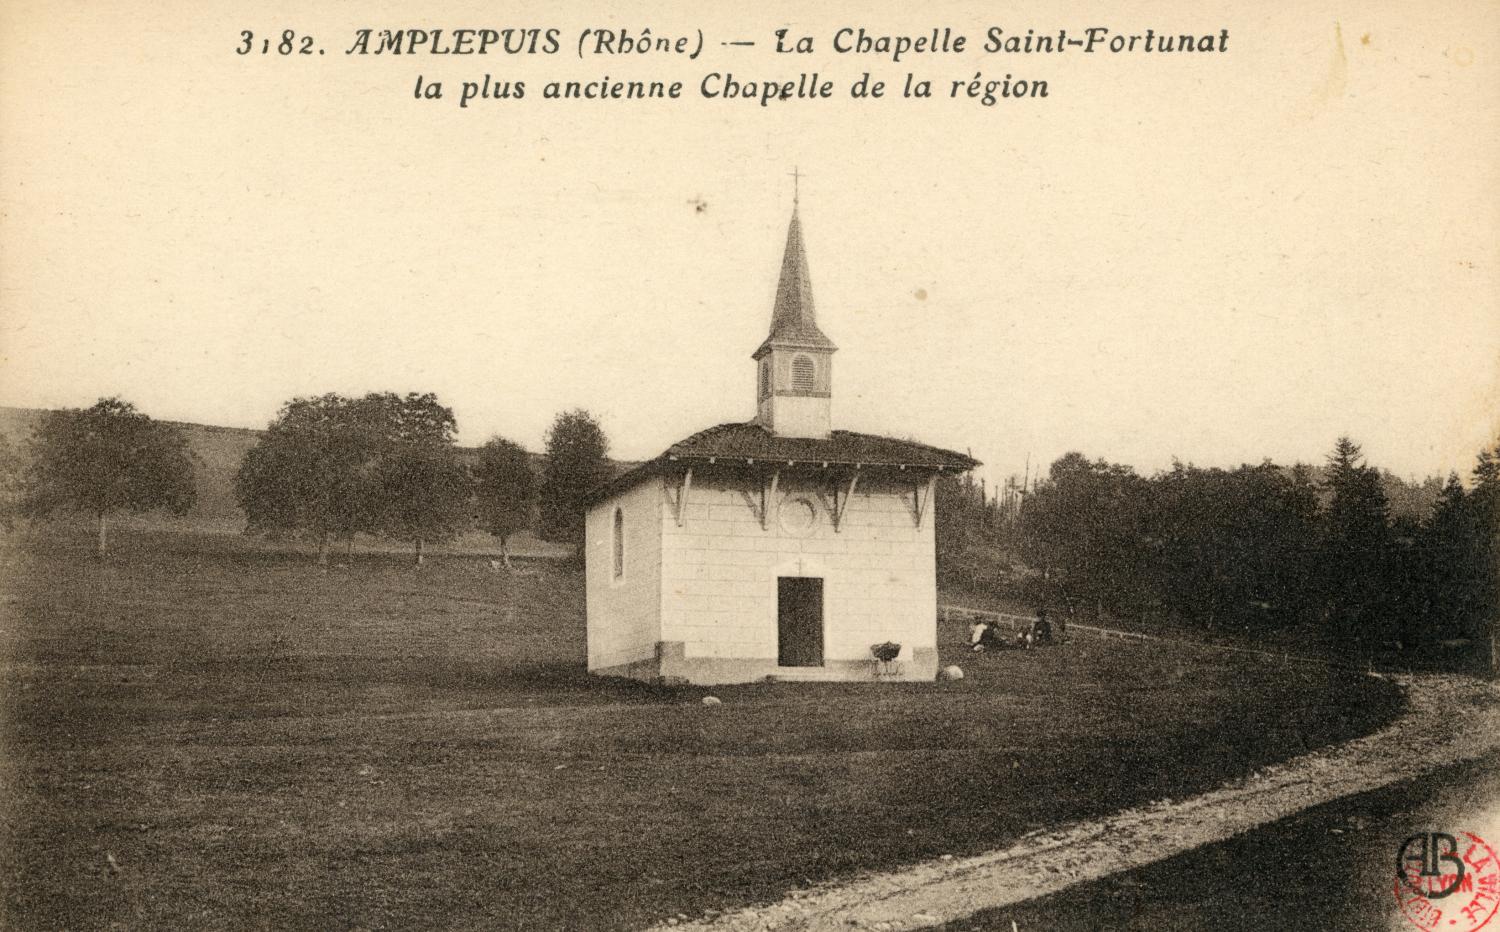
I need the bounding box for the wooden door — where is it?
[777,577,824,667]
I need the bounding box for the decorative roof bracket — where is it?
[911,474,936,528]
[673,468,693,527]
[763,469,780,530]
[830,469,859,533]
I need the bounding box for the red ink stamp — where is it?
[1395,832,1500,931]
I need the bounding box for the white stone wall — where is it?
[762,394,832,440]
[659,473,938,667]
[584,479,664,672]
[756,348,834,438]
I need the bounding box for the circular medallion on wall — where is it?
[778,496,819,536]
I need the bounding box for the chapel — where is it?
[583,198,977,684]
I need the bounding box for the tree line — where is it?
[6,396,1496,667]
[2,394,614,563]
[937,436,1499,665]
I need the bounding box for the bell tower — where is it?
[753,197,837,439]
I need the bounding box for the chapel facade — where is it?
[583,201,977,685]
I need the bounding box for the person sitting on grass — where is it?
[970,619,990,652]
[1032,610,1054,646]
[981,622,1007,651]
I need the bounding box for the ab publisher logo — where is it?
[1401,833,1469,900]
[1395,832,1500,931]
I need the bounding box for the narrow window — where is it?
[759,360,771,399]
[612,507,625,579]
[792,355,816,392]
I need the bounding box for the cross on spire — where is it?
[789,166,804,206]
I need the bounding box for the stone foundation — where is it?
[590,642,938,686]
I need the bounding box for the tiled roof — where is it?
[754,210,836,356]
[666,422,977,468]
[587,421,978,504]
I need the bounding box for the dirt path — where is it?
[649,675,1500,932]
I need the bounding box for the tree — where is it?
[19,397,196,556]
[236,393,381,565]
[474,436,537,568]
[1324,438,1390,541]
[1463,441,1500,672]
[365,392,471,565]
[538,409,611,548]
[935,472,1004,591]
[1458,444,1494,660]
[1475,442,1500,491]
[1407,443,1500,671]
[1412,474,1474,643]
[1019,453,1149,620]
[1319,437,1393,648]
[237,392,474,566]
[1273,463,1325,626]
[1145,462,1320,632]
[0,433,21,531]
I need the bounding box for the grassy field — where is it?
[0,528,1402,930]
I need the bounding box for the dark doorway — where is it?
[777,577,824,667]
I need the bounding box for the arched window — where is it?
[759,360,771,399]
[612,507,625,579]
[791,355,816,392]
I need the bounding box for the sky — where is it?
[1,0,1497,489]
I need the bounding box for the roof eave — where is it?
[752,336,840,359]
[668,452,974,469]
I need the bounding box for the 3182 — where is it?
[237,30,319,55]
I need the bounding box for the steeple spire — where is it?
[753,193,837,439]
[755,203,836,358]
